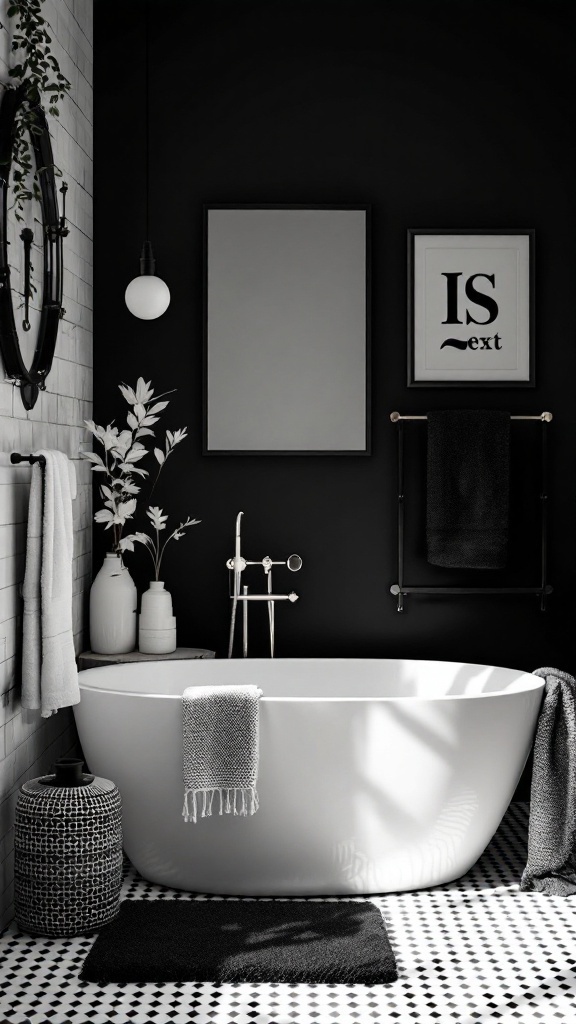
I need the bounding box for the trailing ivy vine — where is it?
[1,0,71,220]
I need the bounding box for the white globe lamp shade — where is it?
[125,274,170,320]
[125,241,170,319]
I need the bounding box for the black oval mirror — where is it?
[0,83,67,410]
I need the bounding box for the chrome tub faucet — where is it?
[226,511,302,658]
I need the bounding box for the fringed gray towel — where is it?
[182,684,262,823]
[520,667,576,895]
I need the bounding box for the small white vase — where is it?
[139,581,177,654]
[90,553,137,654]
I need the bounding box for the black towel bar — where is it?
[390,411,552,612]
[10,452,46,467]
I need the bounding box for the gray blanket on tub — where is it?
[520,667,576,895]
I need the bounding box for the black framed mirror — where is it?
[203,204,371,455]
[0,83,68,410]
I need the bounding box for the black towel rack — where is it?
[389,411,553,613]
[390,411,553,423]
[10,452,46,467]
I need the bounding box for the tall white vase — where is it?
[90,553,137,654]
[139,581,176,654]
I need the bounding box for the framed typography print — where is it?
[408,229,535,387]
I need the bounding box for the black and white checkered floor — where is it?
[2,802,576,1024]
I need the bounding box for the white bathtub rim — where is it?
[77,657,545,702]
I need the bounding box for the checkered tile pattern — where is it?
[2,803,576,1023]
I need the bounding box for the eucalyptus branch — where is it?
[148,426,188,499]
[128,511,201,581]
[158,524,189,568]
[138,535,158,576]
[80,378,169,554]
[80,378,199,567]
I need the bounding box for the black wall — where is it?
[94,1,575,677]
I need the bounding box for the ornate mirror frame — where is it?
[0,82,67,410]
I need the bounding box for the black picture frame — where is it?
[407,228,535,388]
[203,203,372,455]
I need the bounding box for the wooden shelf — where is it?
[78,648,216,670]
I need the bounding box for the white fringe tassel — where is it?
[182,786,259,823]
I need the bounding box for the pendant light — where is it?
[125,1,170,319]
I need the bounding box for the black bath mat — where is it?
[80,898,397,985]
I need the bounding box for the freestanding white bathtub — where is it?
[74,658,543,896]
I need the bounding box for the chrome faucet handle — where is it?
[227,508,301,659]
[226,556,246,572]
[245,556,284,571]
[245,554,302,571]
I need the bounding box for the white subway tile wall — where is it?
[0,0,93,930]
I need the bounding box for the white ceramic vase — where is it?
[139,581,176,654]
[90,553,137,654]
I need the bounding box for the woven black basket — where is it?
[14,758,123,937]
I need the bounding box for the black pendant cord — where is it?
[145,0,150,243]
[137,0,155,276]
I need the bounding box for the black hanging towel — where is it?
[426,409,510,570]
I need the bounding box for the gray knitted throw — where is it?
[182,685,261,824]
[520,667,576,895]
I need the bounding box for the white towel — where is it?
[182,684,262,823]
[21,450,80,717]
